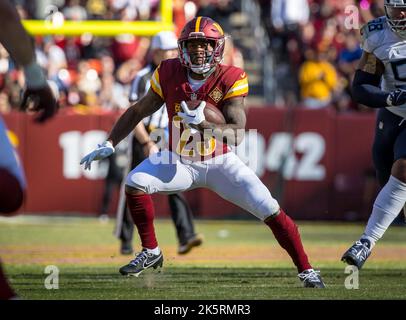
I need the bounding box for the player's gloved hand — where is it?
[20,62,59,123]
[178,101,206,126]
[387,89,406,106]
[20,85,59,123]
[80,141,115,170]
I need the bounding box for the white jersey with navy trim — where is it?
[361,16,406,118]
[129,64,169,129]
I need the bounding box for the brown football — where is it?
[182,100,226,124]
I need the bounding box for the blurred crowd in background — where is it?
[261,0,383,112]
[0,0,385,115]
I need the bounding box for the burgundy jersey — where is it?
[150,58,248,161]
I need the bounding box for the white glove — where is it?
[80,141,115,170]
[178,101,206,126]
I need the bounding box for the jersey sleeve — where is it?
[150,64,164,100]
[223,70,249,100]
[360,17,386,53]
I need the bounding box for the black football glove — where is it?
[20,84,59,123]
[387,89,406,106]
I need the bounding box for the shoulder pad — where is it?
[361,17,386,38]
[360,16,387,52]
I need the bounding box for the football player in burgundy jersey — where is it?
[81,17,325,288]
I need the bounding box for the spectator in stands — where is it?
[109,0,151,21]
[337,32,362,76]
[0,0,381,114]
[0,92,9,114]
[173,0,189,37]
[223,35,244,69]
[98,53,128,111]
[298,45,338,109]
[63,0,88,21]
[335,31,364,112]
[64,37,81,70]
[43,36,67,79]
[271,0,310,32]
[99,72,130,111]
[195,0,239,34]
[77,60,102,96]
[265,0,310,106]
[86,0,108,20]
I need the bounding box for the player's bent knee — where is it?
[0,168,24,215]
[263,208,281,224]
[126,172,154,194]
[125,184,146,195]
[254,197,280,221]
[391,159,406,183]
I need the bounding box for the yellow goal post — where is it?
[21,0,174,37]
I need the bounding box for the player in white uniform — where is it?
[0,0,58,300]
[81,17,325,288]
[342,0,406,269]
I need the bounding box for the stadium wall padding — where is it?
[2,107,377,221]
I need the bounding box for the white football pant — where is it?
[126,150,280,221]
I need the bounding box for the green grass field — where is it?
[1,215,406,300]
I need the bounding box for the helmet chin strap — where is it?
[388,23,406,39]
[191,63,212,74]
[189,65,216,79]
[181,44,220,78]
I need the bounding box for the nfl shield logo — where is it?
[190,93,197,100]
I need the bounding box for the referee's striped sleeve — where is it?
[150,66,164,99]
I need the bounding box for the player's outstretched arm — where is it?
[107,88,164,147]
[352,51,406,108]
[80,89,163,170]
[0,0,35,66]
[0,0,58,123]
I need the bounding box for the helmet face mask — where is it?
[178,17,225,76]
[179,37,224,74]
[385,1,406,38]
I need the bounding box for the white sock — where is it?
[145,247,160,255]
[362,175,406,247]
